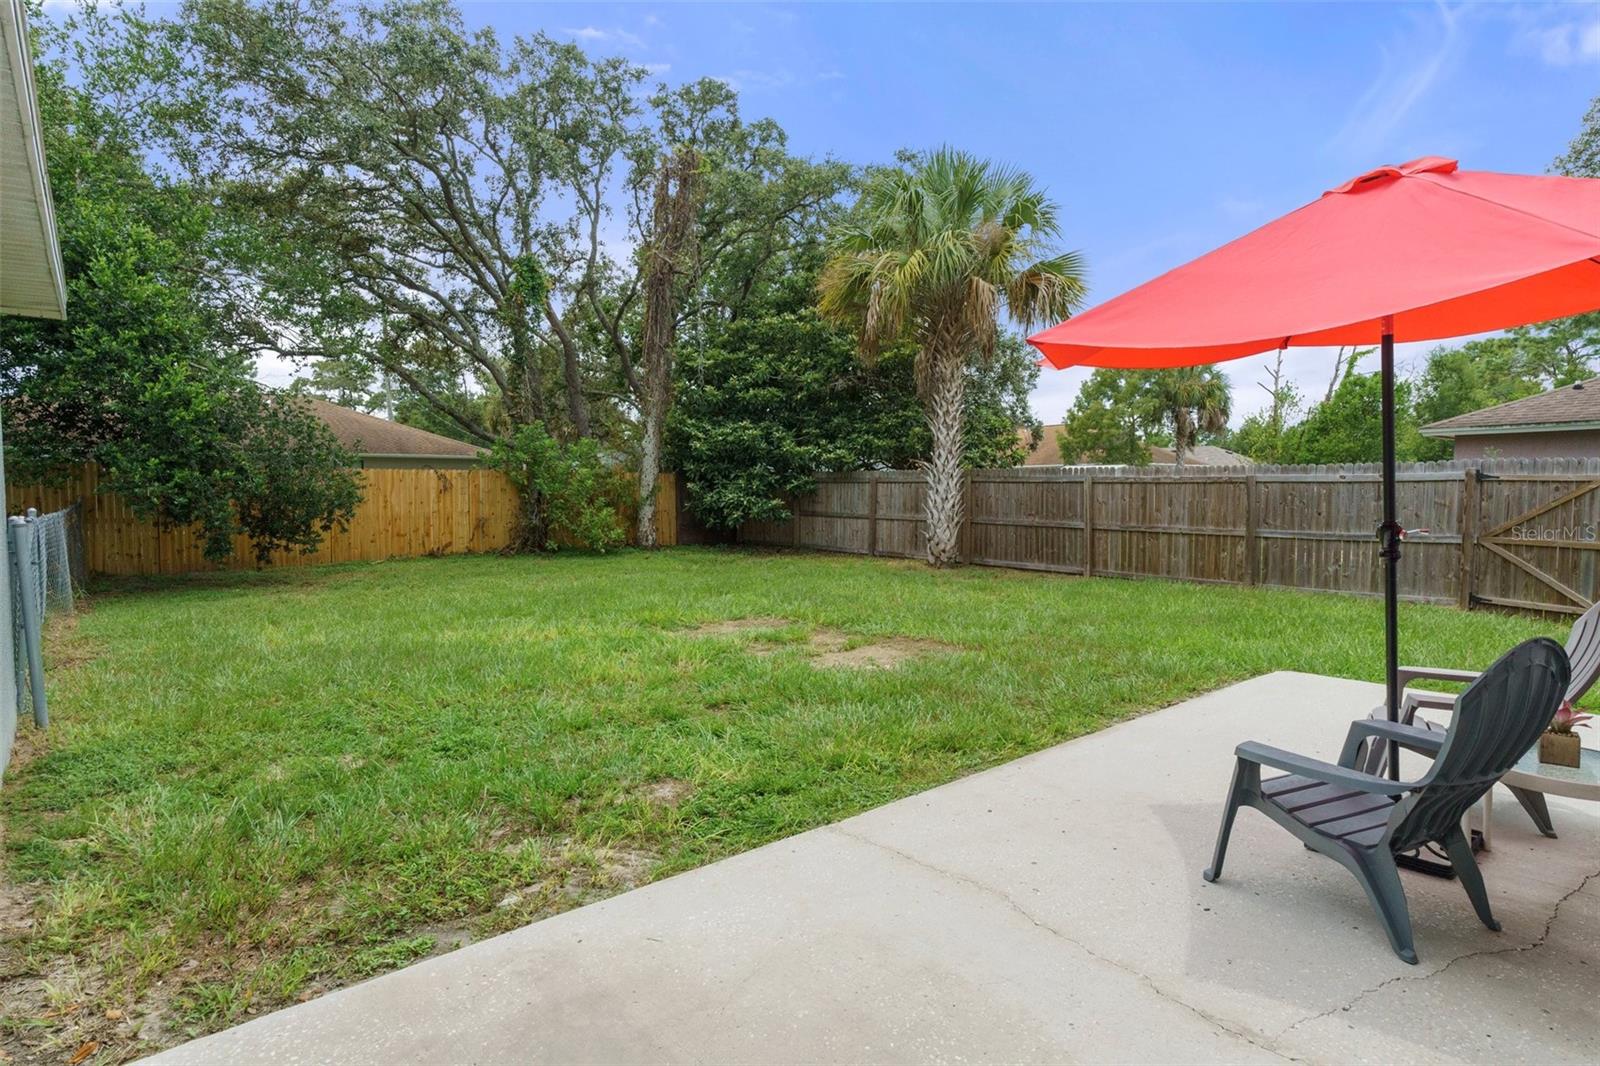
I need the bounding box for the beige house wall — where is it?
[1448,429,1600,461]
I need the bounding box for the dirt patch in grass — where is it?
[685,618,955,670]
[684,616,794,636]
[0,883,144,1066]
[813,636,955,669]
[639,778,695,807]
[0,836,663,1065]
[41,615,101,673]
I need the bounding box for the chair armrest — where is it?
[1235,741,1414,795]
[1396,665,1479,689]
[1338,719,1444,768]
[1403,689,1456,713]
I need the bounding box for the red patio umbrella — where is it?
[1028,156,1600,757]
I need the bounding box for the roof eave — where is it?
[1419,420,1600,439]
[357,451,484,460]
[1,0,67,321]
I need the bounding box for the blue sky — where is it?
[454,1,1596,427]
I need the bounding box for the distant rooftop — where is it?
[1421,378,1600,437]
[306,398,484,458]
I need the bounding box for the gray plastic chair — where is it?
[1363,599,1600,837]
[1202,637,1570,964]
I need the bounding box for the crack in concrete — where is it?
[1272,866,1600,1043]
[825,825,1300,1064]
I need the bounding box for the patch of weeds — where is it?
[345,935,436,979]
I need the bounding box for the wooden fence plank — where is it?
[741,460,1600,614]
[1459,468,1478,609]
[7,465,678,575]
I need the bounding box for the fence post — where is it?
[867,473,879,557]
[1244,474,1259,586]
[960,471,974,562]
[1082,475,1095,577]
[10,515,47,728]
[1459,467,1479,610]
[790,497,800,548]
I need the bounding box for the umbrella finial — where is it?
[1326,156,1458,196]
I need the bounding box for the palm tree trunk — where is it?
[923,349,966,567]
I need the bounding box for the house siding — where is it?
[1449,429,1600,461]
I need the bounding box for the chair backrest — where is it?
[1563,599,1600,704]
[1389,637,1569,854]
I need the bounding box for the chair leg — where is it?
[1202,757,1257,883]
[1443,828,1501,932]
[1508,786,1557,838]
[1351,850,1418,964]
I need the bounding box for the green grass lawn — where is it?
[0,548,1569,1061]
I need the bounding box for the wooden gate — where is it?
[1469,467,1600,615]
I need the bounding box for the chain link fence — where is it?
[2,505,83,783]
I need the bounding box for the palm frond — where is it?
[1006,252,1088,331]
[964,278,999,363]
[818,146,1086,370]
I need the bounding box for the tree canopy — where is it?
[668,312,1038,529]
[0,7,361,562]
[1057,368,1232,466]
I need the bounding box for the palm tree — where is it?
[1145,367,1232,467]
[817,149,1085,566]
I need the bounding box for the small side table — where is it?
[1475,745,1599,850]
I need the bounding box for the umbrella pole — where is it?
[1379,319,1401,773]
[1382,321,1467,876]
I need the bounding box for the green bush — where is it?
[488,425,630,552]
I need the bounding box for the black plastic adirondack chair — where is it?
[1362,599,1600,837]
[1202,637,1570,964]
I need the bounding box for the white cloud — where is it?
[1331,3,1461,160]
[1515,16,1600,66]
[714,69,797,93]
[255,353,309,389]
[562,26,646,50]
[715,65,848,93]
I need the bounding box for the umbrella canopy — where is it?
[1027,156,1600,784]
[1029,157,1600,370]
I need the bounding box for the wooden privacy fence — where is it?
[741,459,1600,616]
[6,464,677,576]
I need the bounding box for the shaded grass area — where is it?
[0,548,1568,1061]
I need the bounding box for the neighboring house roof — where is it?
[0,0,66,320]
[1147,444,1254,466]
[306,398,484,459]
[1420,379,1600,438]
[1017,425,1253,467]
[1019,424,1067,465]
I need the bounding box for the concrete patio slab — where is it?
[150,672,1600,1065]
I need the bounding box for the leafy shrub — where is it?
[489,425,630,552]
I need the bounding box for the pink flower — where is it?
[1550,701,1594,736]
